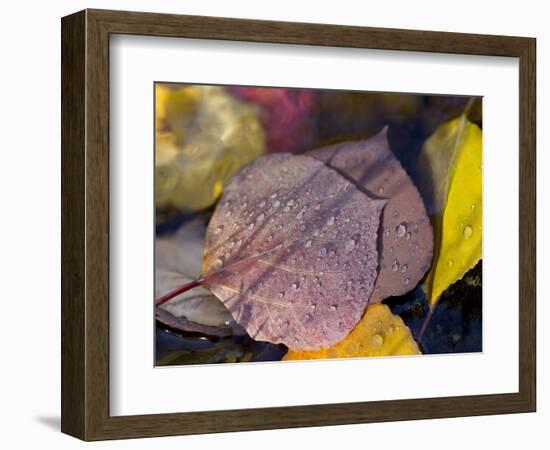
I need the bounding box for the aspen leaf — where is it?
[202,153,386,351]
[155,85,266,212]
[284,303,420,360]
[310,128,433,301]
[417,115,482,306]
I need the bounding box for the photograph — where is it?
[154,83,483,366]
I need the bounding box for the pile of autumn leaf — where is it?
[155,84,482,361]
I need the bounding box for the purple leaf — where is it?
[202,154,386,350]
[310,127,433,300]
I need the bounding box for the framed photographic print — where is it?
[61,9,536,440]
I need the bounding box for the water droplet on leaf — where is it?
[395,222,407,237]
[345,239,356,251]
[371,334,384,348]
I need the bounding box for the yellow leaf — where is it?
[419,114,482,306]
[155,84,170,131]
[283,304,420,360]
[155,85,266,212]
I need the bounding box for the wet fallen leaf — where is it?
[202,153,387,351]
[284,303,420,360]
[155,218,244,336]
[155,307,236,337]
[310,128,433,301]
[228,87,319,153]
[417,114,482,306]
[155,84,266,212]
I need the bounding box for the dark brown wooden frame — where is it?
[61,8,536,441]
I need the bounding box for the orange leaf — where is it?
[284,303,420,360]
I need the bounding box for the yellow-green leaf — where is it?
[283,304,420,360]
[155,84,266,212]
[418,114,482,306]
